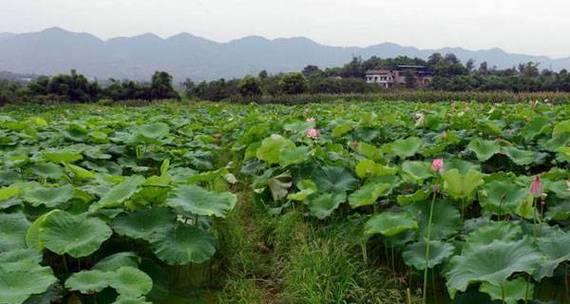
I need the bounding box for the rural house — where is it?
[366,65,434,88]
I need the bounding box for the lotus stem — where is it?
[361,241,368,265]
[62,254,69,273]
[406,288,412,304]
[423,189,437,304]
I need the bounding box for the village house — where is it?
[365,65,434,88]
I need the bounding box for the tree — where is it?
[302,65,322,78]
[465,59,476,72]
[279,73,307,95]
[340,57,365,78]
[238,76,263,97]
[151,71,179,100]
[478,62,489,75]
[182,78,196,98]
[258,70,269,79]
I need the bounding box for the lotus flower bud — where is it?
[530,176,543,197]
[306,128,320,139]
[431,158,444,173]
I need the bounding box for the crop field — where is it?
[0,101,569,304]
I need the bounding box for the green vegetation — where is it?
[0,100,568,303]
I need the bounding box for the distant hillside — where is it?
[0,27,569,81]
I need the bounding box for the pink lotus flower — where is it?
[306,117,316,123]
[530,176,543,197]
[306,128,320,139]
[431,158,444,173]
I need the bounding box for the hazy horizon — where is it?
[2,0,570,59]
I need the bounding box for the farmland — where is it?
[0,100,569,304]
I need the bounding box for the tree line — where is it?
[183,53,570,101]
[2,52,570,104]
[0,70,179,105]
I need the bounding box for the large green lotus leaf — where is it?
[0,249,43,268]
[397,189,429,206]
[0,249,44,275]
[66,266,152,298]
[267,172,293,201]
[307,192,346,219]
[0,267,58,304]
[401,161,433,183]
[444,159,480,175]
[25,210,63,250]
[545,199,570,221]
[93,252,140,272]
[256,134,295,165]
[478,180,530,216]
[150,226,216,265]
[0,185,20,201]
[22,283,63,304]
[389,137,423,159]
[445,238,541,298]
[43,150,83,164]
[365,212,418,237]
[552,119,570,136]
[442,169,484,201]
[313,166,358,193]
[355,142,383,161]
[39,211,112,258]
[131,123,170,144]
[502,147,538,166]
[30,163,65,179]
[535,229,570,279]
[545,179,570,199]
[287,179,317,201]
[109,267,153,297]
[479,278,534,304]
[23,184,74,208]
[0,213,31,252]
[112,208,176,241]
[406,199,461,240]
[348,182,392,208]
[65,163,96,179]
[467,138,500,162]
[521,116,550,141]
[355,159,398,179]
[464,221,523,250]
[65,269,110,294]
[279,146,309,167]
[90,176,145,211]
[402,240,455,270]
[167,185,237,218]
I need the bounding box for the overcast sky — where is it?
[1,0,569,58]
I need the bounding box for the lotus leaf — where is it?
[151,225,216,265]
[112,208,176,241]
[402,240,455,270]
[365,212,418,237]
[445,238,541,298]
[167,185,237,218]
[23,184,74,208]
[467,138,500,161]
[39,211,112,258]
[90,175,145,211]
[0,213,31,252]
[307,192,346,219]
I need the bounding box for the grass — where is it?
[214,189,419,303]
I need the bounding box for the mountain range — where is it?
[1,27,569,82]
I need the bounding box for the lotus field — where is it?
[0,101,569,304]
